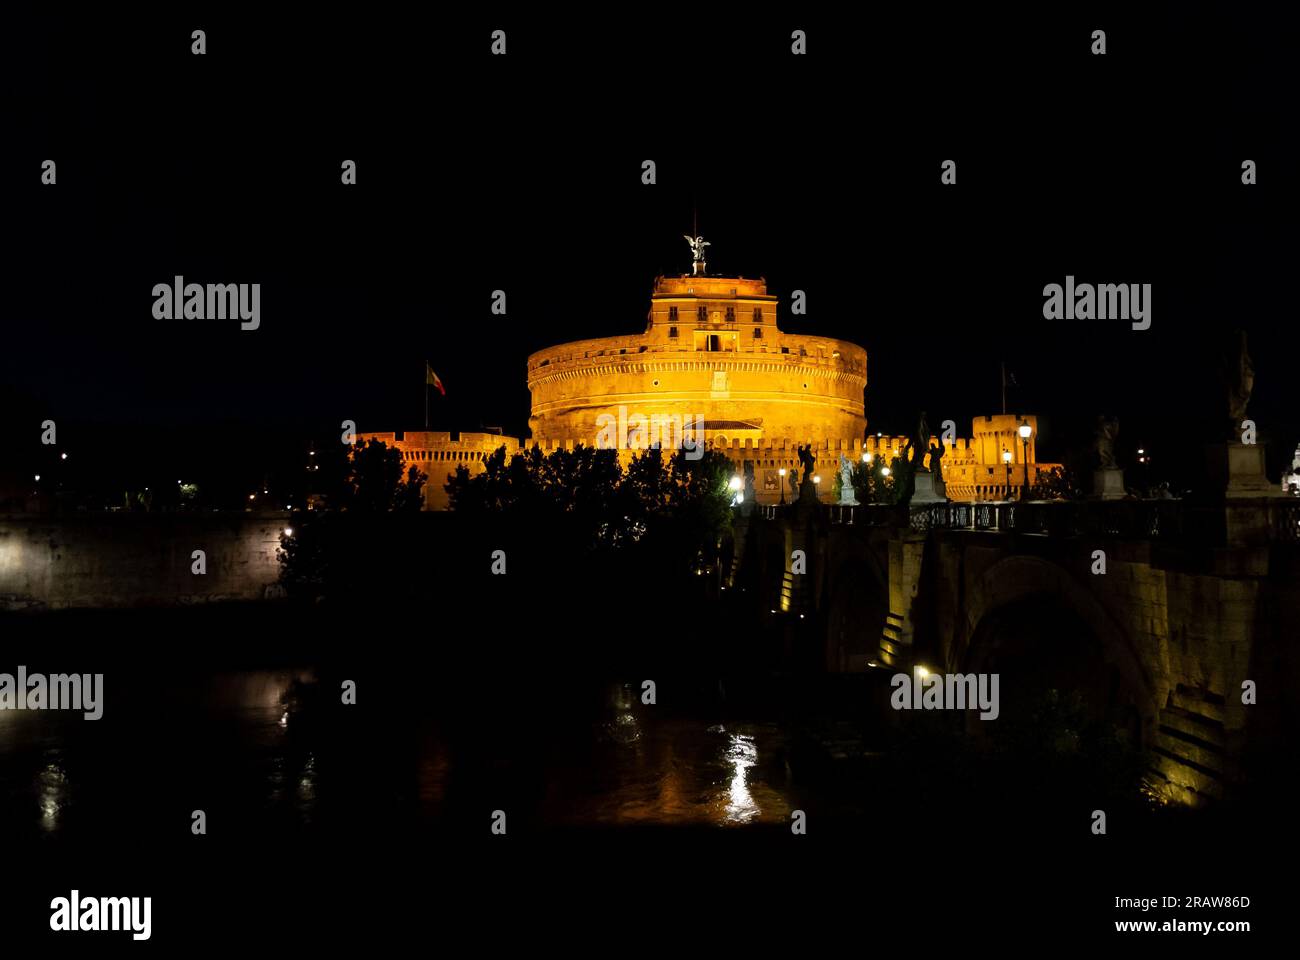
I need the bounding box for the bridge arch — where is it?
[957,554,1155,741]
[823,531,890,671]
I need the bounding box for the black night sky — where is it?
[2,7,1297,944]
[5,7,1297,497]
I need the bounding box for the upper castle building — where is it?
[526,272,867,450]
[360,240,1054,509]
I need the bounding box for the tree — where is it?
[444,443,733,571]
[840,454,903,504]
[1029,465,1082,501]
[343,438,426,512]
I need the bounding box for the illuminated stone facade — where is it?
[362,255,1057,508]
[355,431,520,511]
[527,274,867,449]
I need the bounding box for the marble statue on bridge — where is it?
[838,455,859,506]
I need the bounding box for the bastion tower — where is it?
[527,240,868,455]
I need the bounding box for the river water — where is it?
[0,667,813,841]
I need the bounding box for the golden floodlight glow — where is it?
[728,476,741,491]
[1018,423,1032,439]
[881,467,891,477]
[915,665,931,678]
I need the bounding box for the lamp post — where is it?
[1018,423,1033,500]
[1002,450,1012,500]
[779,467,786,505]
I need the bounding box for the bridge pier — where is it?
[733,499,1299,806]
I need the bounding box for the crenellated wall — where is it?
[357,431,521,511]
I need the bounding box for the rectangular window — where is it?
[697,305,708,321]
[753,308,762,322]
[725,306,735,322]
[668,306,678,322]
[753,327,762,338]
[668,326,678,338]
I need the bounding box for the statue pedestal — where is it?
[910,471,947,504]
[1206,443,1280,499]
[1091,468,1126,500]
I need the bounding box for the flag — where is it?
[426,363,445,396]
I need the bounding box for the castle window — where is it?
[697,305,707,322]
[725,306,735,322]
[668,326,678,338]
[668,306,678,322]
[781,346,790,354]
[753,308,762,322]
[753,327,762,338]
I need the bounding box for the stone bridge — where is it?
[728,497,1300,806]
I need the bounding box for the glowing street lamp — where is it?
[1018,423,1033,500]
[728,474,742,506]
[778,467,786,505]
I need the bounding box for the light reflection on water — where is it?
[724,734,759,824]
[39,757,68,832]
[555,685,796,827]
[0,670,799,836]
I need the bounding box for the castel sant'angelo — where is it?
[361,239,1052,509]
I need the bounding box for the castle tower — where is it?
[527,241,868,455]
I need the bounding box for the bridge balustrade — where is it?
[747,498,1298,545]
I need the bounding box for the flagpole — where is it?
[1001,361,1007,415]
[424,367,429,430]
